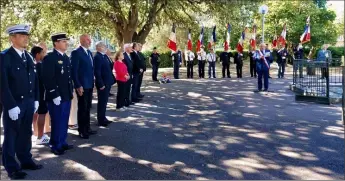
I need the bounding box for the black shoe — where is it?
[105,120,112,125]
[132,99,140,103]
[88,130,97,135]
[228,76,231,78]
[130,102,135,105]
[21,163,43,170]
[98,123,109,127]
[138,94,145,98]
[109,93,115,97]
[62,144,74,151]
[9,171,27,180]
[51,149,65,155]
[79,133,89,139]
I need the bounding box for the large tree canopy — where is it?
[0,0,343,51]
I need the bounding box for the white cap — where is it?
[5,24,31,35]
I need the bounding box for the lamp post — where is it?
[259,5,269,43]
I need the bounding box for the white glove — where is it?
[34,101,39,112]
[8,106,21,121]
[53,96,61,106]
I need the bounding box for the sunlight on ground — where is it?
[63,160,105,180]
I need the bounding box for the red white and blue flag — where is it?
[196,26,204,52]
[187,29,193,51]
[300,16,311,44]
[279,23,287,46]
[249,24,257,49]
[167,23,177,52]
[272,35,278,48]
[208,25,217,50]
[224,23,231,51]
[236,28,247,53]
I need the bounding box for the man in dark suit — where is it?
[123,43,134,107]
[137,43,146,98]
[106,49,116,97]
[1,24,42,179]
[220,50,232,78]
[71,34,97,139]
[130,42,145,102]
[42,33,74,155]
[94,41,116,126]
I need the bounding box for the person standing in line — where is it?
[171,48,183,79]
[277,44,289,78]
[249,47,257,78]
[123,43,134,107]
[114,51,130,111]
[255,43,273,92]
[235,52,244,78]
[70,34,97,139]
[185,49,195,79]
[220,49,232,78]
[31,46,50,145]
[207,48,217,78]
[137,43,146,99]
[106,49,116,97]
[265,44,273,79]
[197,47,207,78]
[130,42,145,102]
[42,33,74,155]
[94,41,115,127]
[316,44,331,79]
[149,47,160,81]
[293,43,304,78]
[1,24,43,179]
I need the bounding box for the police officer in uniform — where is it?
[255,43,273,91]
[235,52,244,78]
[277,44,289,78]
[1,24,42,179]
[149,47,160,81]
[293,43,304,78]
[220,50,232,78]
[42,33,74,155]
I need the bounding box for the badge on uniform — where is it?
[58,60,63,64]
[34,68,36,73]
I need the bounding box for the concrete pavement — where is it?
[1,63,344,180]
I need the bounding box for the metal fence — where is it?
[291,58,343,104]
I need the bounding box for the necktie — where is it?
[22,53,27,62]
[87,51,93,66]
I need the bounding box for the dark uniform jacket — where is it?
[42,49,73,102]
[131,51,145,74]
[123,52,133,76]
[0,47,39,110]
[277,48,289,64]
[70,46,94,89]
[93,52,116,89]
[220,51,231,65]
[138,51,147,71]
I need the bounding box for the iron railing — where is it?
[291,58,343,104]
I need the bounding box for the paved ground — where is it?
[1,63,344,180]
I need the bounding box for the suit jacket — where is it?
[42,49,73,102]
[0,47,39,109]
[105,54,116,82]
[138,51,147,71]
[131,51,145,74]
[93,52,115,89]
[70,46,94,89]
[293,47,304,59]
[123,52,133,75]
[254,49,273,71]
[220,51,231,64]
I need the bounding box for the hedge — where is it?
[141,46,344,68]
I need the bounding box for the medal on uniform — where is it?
[61,67,64,74]
[58,60,63,64]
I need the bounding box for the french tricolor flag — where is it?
[249,24,257,49]
[196,26,204,52]
[279,23,287,46]
[187,29,193,51]
[272,35,278,48]
[300,16,311,44]
[167,23,177,52]
[236,28,246,53]
[224,23,231,51]
[208,25,217,50]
